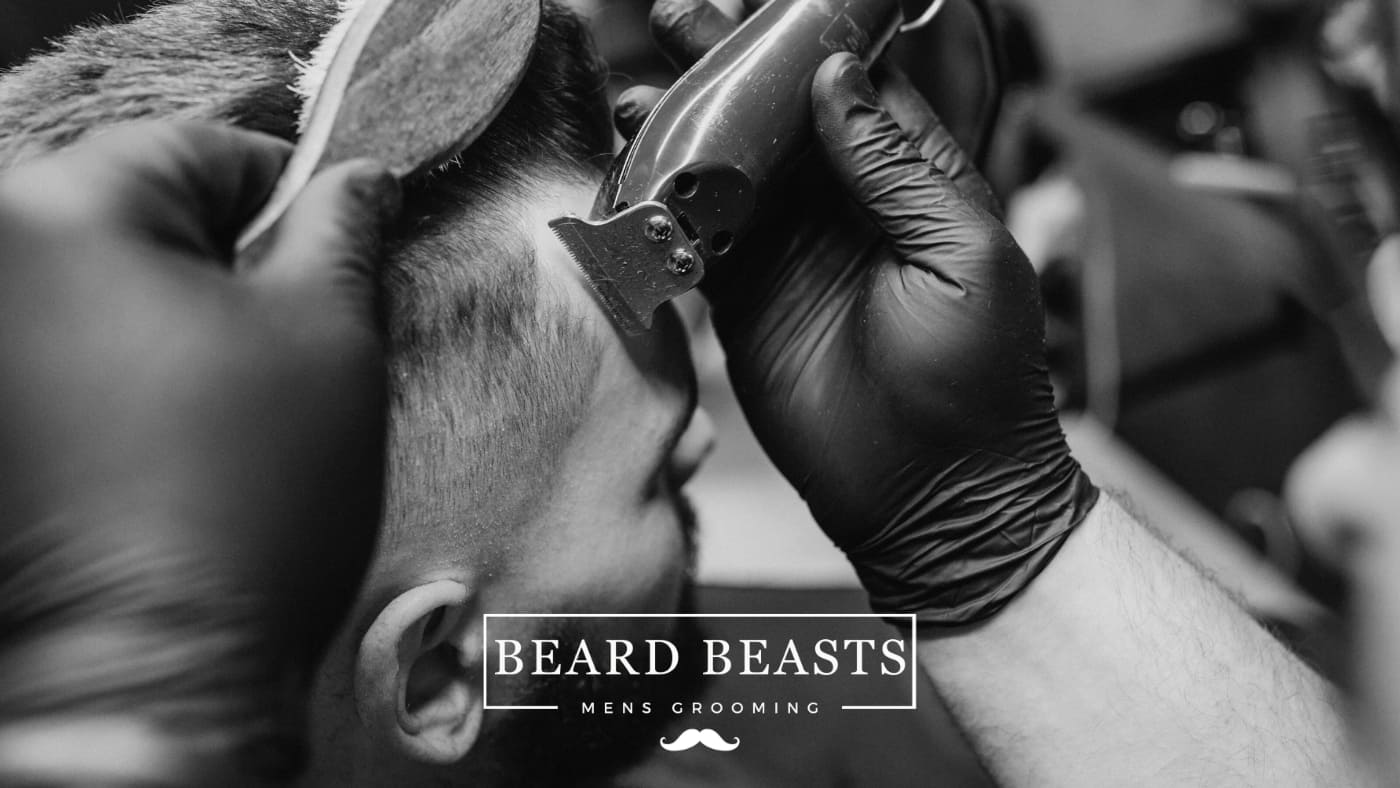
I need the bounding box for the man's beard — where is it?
[462,495,708,787]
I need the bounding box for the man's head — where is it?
[0,0,712,782]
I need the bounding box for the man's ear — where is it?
[353,579,485,765]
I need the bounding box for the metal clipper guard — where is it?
[551,202,705,334]
[552,0,940,334]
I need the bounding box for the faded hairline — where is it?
[379,173,605,568]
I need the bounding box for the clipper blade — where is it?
[549,201,705,335]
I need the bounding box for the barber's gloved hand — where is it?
[618,0,1098,625]
[0,122,398,737]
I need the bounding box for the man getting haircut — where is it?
[0,1,714,784]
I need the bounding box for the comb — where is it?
[236,0,542,254]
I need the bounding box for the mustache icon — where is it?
[659,728,741,752]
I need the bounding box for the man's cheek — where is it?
[599,510,689,614]
[511,515,686,614]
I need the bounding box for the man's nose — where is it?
[670,406,716,486]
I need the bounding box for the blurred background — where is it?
[5,0,1396,784]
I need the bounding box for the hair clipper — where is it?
[550,0,944,334]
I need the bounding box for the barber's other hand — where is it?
[1288,236,1400,781]
[619,1,1097,625]
[0,122,399,721]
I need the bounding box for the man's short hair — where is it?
[0,0,610,717]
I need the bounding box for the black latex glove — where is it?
[0,122,398,744]
[618,0,1098,625]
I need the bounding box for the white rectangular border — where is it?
[482,613,918,711]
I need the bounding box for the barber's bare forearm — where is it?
[918,497,1372,787]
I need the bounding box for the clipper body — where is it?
[552,0,932,333]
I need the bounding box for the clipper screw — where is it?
[666,249,696,276]
[644,215,673,244]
